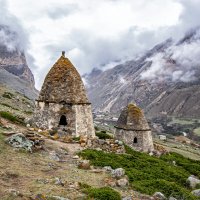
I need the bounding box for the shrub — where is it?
[86,187,121,200]
[96,131,113,139]
[79,147,199,199]
[0,111,24,124]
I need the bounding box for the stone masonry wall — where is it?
[79,136,125,153]
[75,104,95,137]
[32,102,95,137]
[115,129,154,152]
[32,102,76,134]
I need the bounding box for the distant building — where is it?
[32,52,95,137]
[115,104,154,152]
[159,135,167,141]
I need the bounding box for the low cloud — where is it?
[140,28,200,82]
[1,0,200,89]
[0,0,28,52]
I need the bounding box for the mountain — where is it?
[86,29,200,119]
[0,25,38,99]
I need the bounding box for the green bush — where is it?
[79,146,200,199]
[0,111,24,124]
[86,187,121,200]
[96,131,113,139]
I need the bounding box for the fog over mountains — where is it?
[85,28,200,118]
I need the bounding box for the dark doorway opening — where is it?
[133,137,138,144]
[59,115,67,126]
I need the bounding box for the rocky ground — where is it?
[0,119,155,200]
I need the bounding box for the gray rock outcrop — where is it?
[5,133,34,152]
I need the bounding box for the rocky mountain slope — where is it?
[0,25,38,99]
[86,29,200,119]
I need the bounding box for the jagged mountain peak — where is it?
[0,24,38,99]
[86,29,200,118]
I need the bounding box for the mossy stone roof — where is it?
[116,104,150,131]
[38,55,89,104]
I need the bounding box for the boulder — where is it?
[5,133,34,152]
[153,192,166,200]
[187,175,200,188]
[103,166,113,172]
[169,197,177,200]
[72,155,79,159]
[191,189,200,197]
[111,168,125,178]
[116,178,129,187]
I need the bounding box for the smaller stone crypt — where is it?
[32,52,95,137]
[115,104,154,152]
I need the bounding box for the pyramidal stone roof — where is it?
[115,104,150,131]
[38,53,89,104]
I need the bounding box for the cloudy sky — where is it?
[1,0,200,89]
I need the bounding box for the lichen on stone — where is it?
[38,55,89,104]
[116,103,150,131]
[127,103,142,122]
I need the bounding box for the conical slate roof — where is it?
[38,53,89,104]
[115,104,150,130]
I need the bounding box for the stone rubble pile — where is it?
[103,166,129,188]
[79,136,125,153]
[5,131,45,152]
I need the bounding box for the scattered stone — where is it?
[122,196,132,200]
[91,169,103,173]
[51,196,69,200]
[49,151,60,161]
[73,155,79,159]
[96,147,102,151]
[111,168,125,178]
[153,192,166,200]
[99,139,105,145]
[8,189,21,197]
[26,124,30,128]
[68,182,79,190]
[187,175,200,188]
[78,160,91,170]
[104,178,117,187]
[116,178,129,187]
[28,127,35,131]
[103,166,113,172]
[36,179,49,184]
[5,133,34,152]
[54,177,64,186]
[191,189,200,197]
[80,142,86,147]
[149,152,154,156]
[172,161,176,166]
[169,197,177,200]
